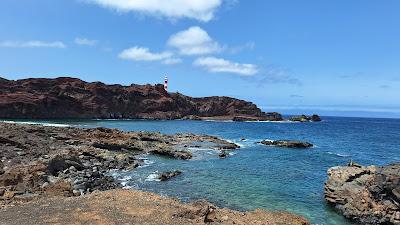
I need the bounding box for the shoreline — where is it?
[0,122,310,224]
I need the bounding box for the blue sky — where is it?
[1,0,400,118]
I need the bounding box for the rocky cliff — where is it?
[0,77,281,120]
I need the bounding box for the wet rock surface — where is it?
[324,163,400,225]
[158,170,182,181]
[260,140,314,148]
[0,122,239,206]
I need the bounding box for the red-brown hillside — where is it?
[0,77,282,120]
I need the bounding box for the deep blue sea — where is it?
[4,117,400,225]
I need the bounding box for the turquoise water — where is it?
[5,117,400,225]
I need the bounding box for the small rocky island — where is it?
[0,122,310,225]
[325,163,400,225]
[260,140,314,148]
[289,114,321,122]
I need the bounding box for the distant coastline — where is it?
[0,77,320,122]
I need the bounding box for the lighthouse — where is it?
[164,76,168,92]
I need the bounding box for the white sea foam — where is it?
[243,120,295,123]
[119,175,132,181]
[1,120,70,127]
[145,172,161,182]
[264,139,275,141]
[187,147,215,151]
[327,152,351,157]
[203,120,233,122]
[139,159,155,168]
[224,139,244,148]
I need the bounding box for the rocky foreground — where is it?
[0,77,282,121]
[0,122,238,206]
[325,163,400,225]
[0,122,311,224]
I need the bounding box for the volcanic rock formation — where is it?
[0,77,281,121]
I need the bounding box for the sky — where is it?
[1,0,400,118]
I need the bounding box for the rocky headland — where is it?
[325,163,400,225]
[0,77,283,121]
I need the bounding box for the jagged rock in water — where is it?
[324,163,400,225]
[158,170,182,181]
[289,115,310,122]
[218,150,229,158]
[310,114,321,122]
[289,114,322,122]
[260,140,313,148]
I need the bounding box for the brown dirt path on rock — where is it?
[0,189,310,225]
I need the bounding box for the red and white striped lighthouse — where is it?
[164,76,168,92]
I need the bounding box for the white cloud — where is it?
[162,58,182,65]
[86,0,222,22]
[0,40,66,48]
[119,46,172,61]
[193,57,258,76]
[167,26,222,55]
[74,37,98,46]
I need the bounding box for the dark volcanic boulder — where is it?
[0,161,4,175]
[151,148,192,160]
[289,114,321,122]
[289,115,309,122]
[260,140,313,148]
[310,114,321,122]
[47,155,84,176]
[263,112,283,121]
[324,163,400,225]
[218,150,229,158]
[158,170,182,181]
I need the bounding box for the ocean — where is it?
[4,117,400,225]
